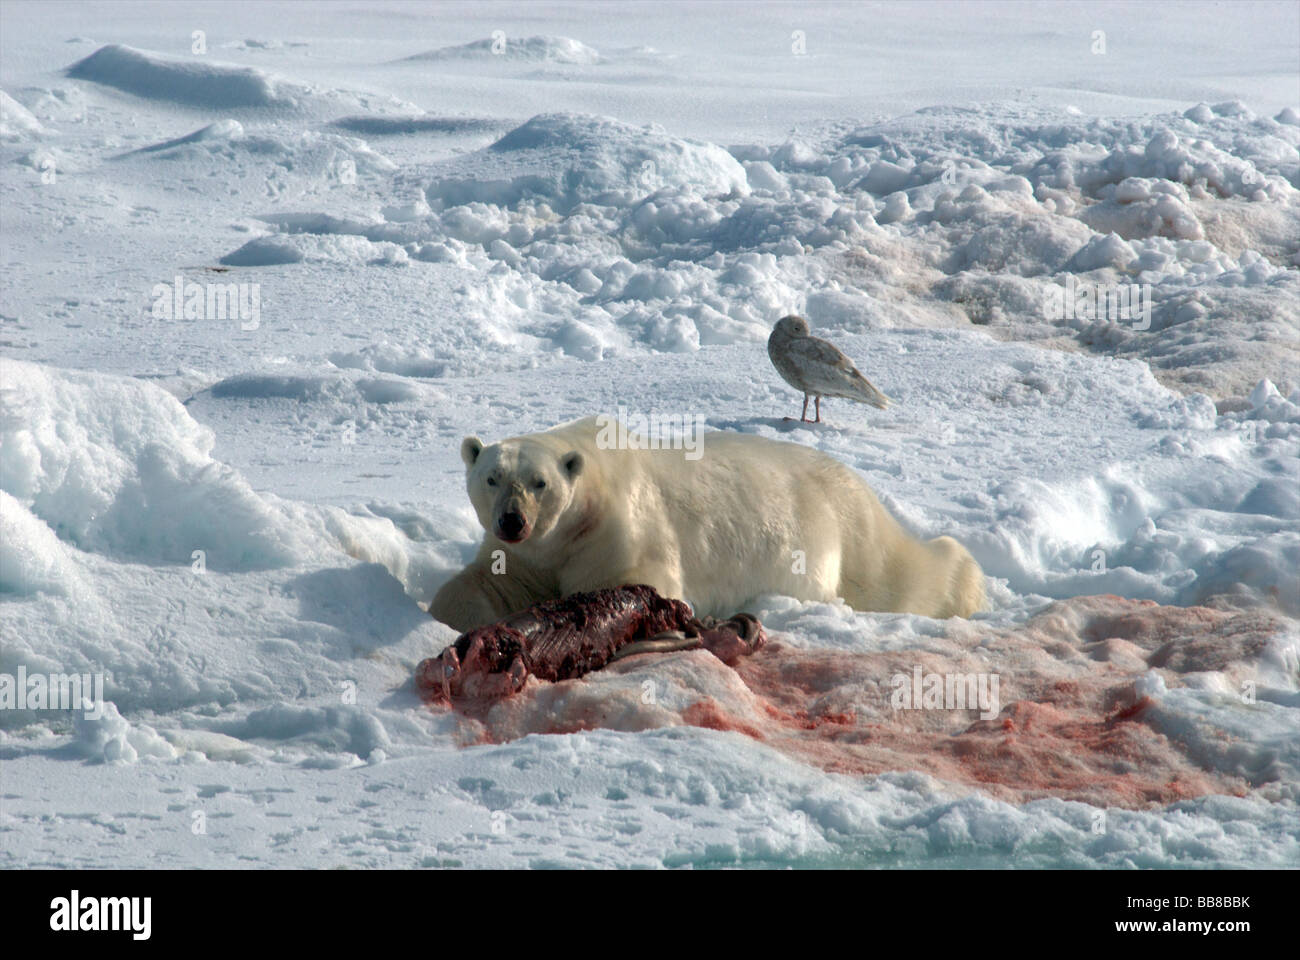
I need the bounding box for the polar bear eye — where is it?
[533,479,546,490]
[486,477,497,487]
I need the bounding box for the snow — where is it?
[64,42,421,119]
[67,44,297,109]
[424,113,749,212]
[404,35,605,66]
[1,0,1298,869]
[0,89,47,141]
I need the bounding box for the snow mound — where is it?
[1083,127,1293,202]
[65,44,421,118]
[162,122,391,170]
[116,121,395,199]
[10,85,88,125]
[328,343,447,378]
[0,358,307,569]
[239,102,1292,397]
[67,44,297,109]
[75,701,177,764]
[404,35,602,65]
[0,359,458,729]
[221,232,410,267]
[424,113,748,213]
[0,490,87,597]
[209,372,420,405]
[0,89,49,140]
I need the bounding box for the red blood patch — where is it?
[436,595,1281,809]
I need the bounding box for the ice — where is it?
[0,489,86,597]
[192,101,1296,396]
[75,701,178,765]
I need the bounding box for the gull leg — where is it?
[814,396,822,423]
[801,394,811,422]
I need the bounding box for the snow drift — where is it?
[67,44,297,109]
[403,35,603,65]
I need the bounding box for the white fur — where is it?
[430,417,985,632]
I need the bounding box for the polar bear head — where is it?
[460,435,586,547]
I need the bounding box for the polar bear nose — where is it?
[498,511,527,541]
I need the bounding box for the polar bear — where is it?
[429,416,984,632]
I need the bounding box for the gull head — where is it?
[773,315,810,339]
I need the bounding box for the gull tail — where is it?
[851,372,892,410]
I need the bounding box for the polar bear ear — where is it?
[561,451,584,478]
[460,436,484,468]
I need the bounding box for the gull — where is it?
[767,315,892,423]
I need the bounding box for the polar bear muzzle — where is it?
[495,504,530,544]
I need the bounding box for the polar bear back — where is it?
[524,417,932,618]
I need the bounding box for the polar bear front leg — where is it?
[429,566,503,633]
[430,562,545,633]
